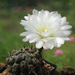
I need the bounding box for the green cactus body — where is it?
[6,47,43,75]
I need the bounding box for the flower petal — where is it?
[29,38,40,43]
[61,25,72,30]
[45,42,54,49]
[36,40,43,48]
[20,32,29,36]
[54,38,64,47]
[26,33,39,39]
[41,30,52,37]
[24,16,28,20]
[22,38,29,42]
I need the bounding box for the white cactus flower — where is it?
[20,9,72,49]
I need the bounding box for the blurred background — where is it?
[0,0,75,69]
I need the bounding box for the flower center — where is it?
[38,25,50,33]
[36,25,55,38]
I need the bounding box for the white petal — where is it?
[54,38,64,47]
[42,38,48,42]
[24,16,28,20]
[63,37,70,41]
[20,20,30,26]
[55,31,66,37]
[21,20,26,23]
[26,34,39,39]
[43,44,48,49]
[24,25,37,32]
[29,38,40,43]
[45,42,54,49]
[56,31,72,37]
[33,9,38,15]
[20,32,29,36]
[41,30,52,37]
[64,31,72,36]
[61,25,72,30]
[36,40,43,48]
[22,38,29,42]
[60,17,68,25]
